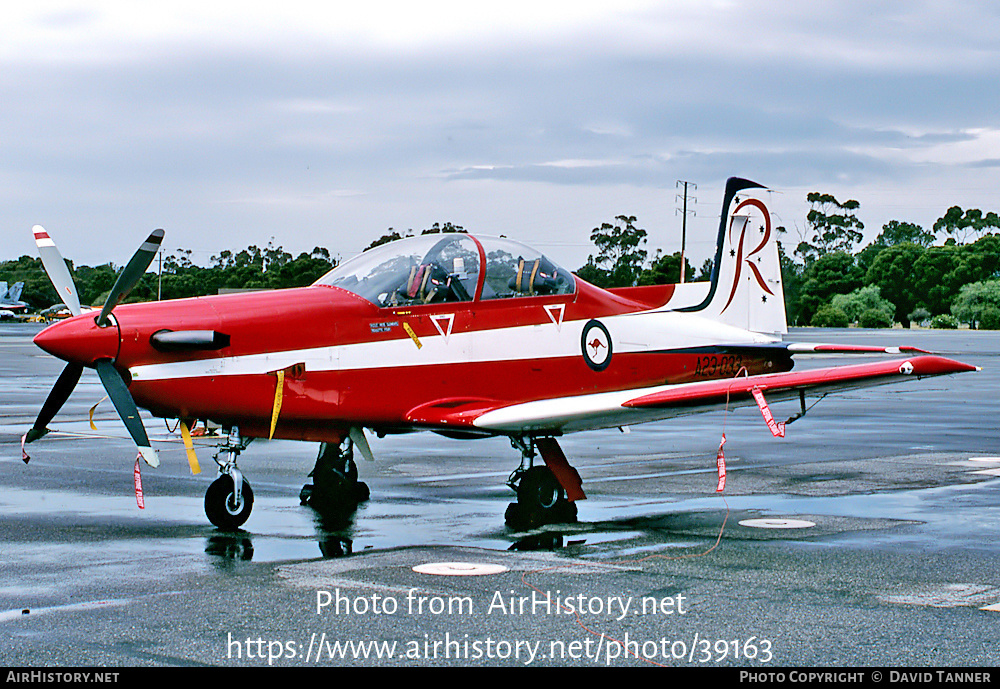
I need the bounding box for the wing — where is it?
[405,355,976,435]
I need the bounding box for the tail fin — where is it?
[8,282,23,302]
[677,177,786,335]
[0,282,7,299]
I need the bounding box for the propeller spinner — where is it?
[26,226,164,467]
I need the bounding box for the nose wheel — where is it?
[205,427,254,530]
[205,474,254,529]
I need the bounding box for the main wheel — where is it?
[308,444,368,508]
[517,466,563,511]
[507,466,577,530]
[205,476,254,529]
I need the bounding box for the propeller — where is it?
[33,226,81,316]
[95,360,158,467]
[24,361,83,443]
[97,229,164,327]
[27,226,164,466]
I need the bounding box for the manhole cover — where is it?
[412,562,509,576]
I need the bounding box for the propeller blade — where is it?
[95,360,159,467]
[97,229,164,327]
[349,427,374,462]
[32,225,81,317]
[25,362,84,443]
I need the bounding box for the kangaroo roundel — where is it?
[581,319,612,371]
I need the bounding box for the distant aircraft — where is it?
[23,181,977,531]
[0,282,28,312]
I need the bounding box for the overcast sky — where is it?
[4,1,1000,272]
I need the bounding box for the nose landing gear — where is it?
[205,427,254,530]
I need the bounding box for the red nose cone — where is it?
[34,314,120,365]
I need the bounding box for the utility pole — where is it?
[675,180,697,283]
[157,249,163,301]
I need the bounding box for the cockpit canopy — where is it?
[314,234,575,307]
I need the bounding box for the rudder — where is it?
[676,177,787,335]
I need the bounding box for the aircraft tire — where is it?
[299,483,313,505]
[507,467,577,530]
[504,500,578,531]
[205,476,254,530]
[352,480,370,503]
[309,474,369,508]
[517,466,564,511]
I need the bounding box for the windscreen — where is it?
[314,234,481,307]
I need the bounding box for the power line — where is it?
[675,180,697,283]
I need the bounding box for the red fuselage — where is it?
[33,278,790,443]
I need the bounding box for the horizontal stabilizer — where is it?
[786,343,930,355]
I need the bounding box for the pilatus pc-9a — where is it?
[25,179,977,529]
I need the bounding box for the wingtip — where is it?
[910,356,979,375]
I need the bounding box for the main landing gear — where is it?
[205,427,254,530]
[300,437,370,510]
[504,436,583,531]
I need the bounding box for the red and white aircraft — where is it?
[25,178,977,529]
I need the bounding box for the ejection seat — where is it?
[507,257,561,296]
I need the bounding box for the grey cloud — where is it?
[6,4,1000,266]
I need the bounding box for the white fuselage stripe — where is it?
[127,311,777,382]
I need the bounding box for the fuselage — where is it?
[32,234,793,442]
[33,284,790,443]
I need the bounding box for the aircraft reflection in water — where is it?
[23,178,977,533]
[204,481,363,563]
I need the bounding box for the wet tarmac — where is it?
[1,322,999,667]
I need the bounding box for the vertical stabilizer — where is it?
[677,178,787,335]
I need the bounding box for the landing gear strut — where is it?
[300,436,370,509]
[205,427,254,530]
[504,436,579,531]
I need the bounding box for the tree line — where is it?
[575,194,1000,329]
[0,223,467,310]
[4,201,999,329]
[783,193,1000,328]
[0,244,338,310]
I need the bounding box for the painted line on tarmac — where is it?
[0,591,186,622]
